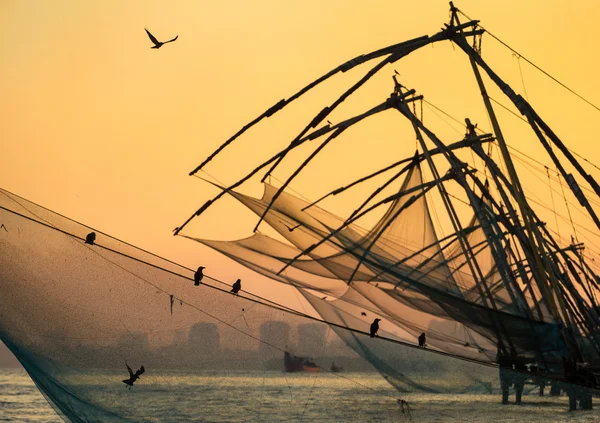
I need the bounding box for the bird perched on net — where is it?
[122,363,145,389]
[194,266,205,286]
[231,279,241,295]
[418,332,427,347]
[144,28,178,49]
[370,318,381,338]
[85,232,96,245]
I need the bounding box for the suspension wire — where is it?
[515,54,530,102]
[300,327,332,423]
[487,96,600,174]
[546,167,561,239]
[557,169,580,243]
[457,9,600,114]
[511,156,600,249]
[510,151,600,210]
[425,98,600,205]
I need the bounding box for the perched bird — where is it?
[194,266,205,286]
[122,363,145,389]
[418,332,427,347]
[85,232,96,245]
[231,279,241,294]
[370,318,381,338]
[361,311,367,316]
[145,28,178,49]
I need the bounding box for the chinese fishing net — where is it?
[3,5,600,422]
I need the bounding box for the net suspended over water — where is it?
[174,1,600,414]
[3,3,600,422]
[0,187,540,423]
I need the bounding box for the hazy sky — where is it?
[3,0,600,302]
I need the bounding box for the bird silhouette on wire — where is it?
[85,232,96,245]
[122,363,145,389]
[145,28,178,49]
[231,279,241,294]
[370,318,381,338]
[194,266,205,286]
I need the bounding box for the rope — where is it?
[556,170,579,243]
[299,326,331,422]
[546,167,561,240]
[457,9,600,113]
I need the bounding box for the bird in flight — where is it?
[122,363,145,389]
[145,28,178,49]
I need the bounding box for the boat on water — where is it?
[330,362,343,373]
[2,3,600,421]
[283,351,320,373]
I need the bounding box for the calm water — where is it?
[1,368,599,422]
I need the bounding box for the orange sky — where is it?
[3,0,600,301]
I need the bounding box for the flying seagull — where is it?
[0,224,7,232]
[194,266,205,286]
[231,279,241,294]
[145,28,178,49]
[122,363,145,389]
[370,318,381,338]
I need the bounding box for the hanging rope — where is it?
[546,166,561,240]
[515,54,530,102]
[556,169,579,243]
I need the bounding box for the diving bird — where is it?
[194,266,205,286]
[85,232,96,245]
[145,28,178,49]
[418,332,427,347]
[122,363,145,389]
[370,318,381,338]
[231,279,241,294]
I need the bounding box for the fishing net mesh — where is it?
[0,188,597,422]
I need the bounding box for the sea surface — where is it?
[1,368,599,422]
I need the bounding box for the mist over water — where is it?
[1,369,599,422]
